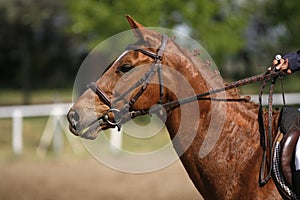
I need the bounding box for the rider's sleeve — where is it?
[283,50,300,72]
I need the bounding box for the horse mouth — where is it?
[68,116,113,140]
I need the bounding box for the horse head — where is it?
[67,16,191,139]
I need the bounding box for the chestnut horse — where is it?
[67,16,282,199]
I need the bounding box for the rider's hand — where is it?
[269,50,300,73]
[268,58,291,74]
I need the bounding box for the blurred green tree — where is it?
[263,0,300,52]
[67,0,253,71]
[67,0,300,78]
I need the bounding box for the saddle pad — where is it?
[279,106,300,134]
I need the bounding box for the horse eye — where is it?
[118,64,134,73]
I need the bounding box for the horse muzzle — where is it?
[67,107,122,139]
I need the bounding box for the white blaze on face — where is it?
[111,50,130,66]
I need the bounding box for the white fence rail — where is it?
[248,93,300,106]
[0,103,82,156]
[1,93,300,156]
[0,103,72,118]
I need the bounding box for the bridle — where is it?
[87,34,168,130]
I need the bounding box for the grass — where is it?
[0,116,87,160]
[0,88,73,105]
[0,116,172,160]
[0,88,77,160]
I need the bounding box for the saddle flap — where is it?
[280,128,300,188]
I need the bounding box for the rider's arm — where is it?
[273,50,300,73]
[283,50,300,72]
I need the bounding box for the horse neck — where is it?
[163,44,281,199]
[163,43,239,138]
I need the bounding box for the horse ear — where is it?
[125,15,159,42]
[126,14,145,39]
[126,15,144,30]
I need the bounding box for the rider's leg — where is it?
[295,136,300,197]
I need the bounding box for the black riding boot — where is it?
[295,170,300,198]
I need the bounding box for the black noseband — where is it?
[87,82,112,108]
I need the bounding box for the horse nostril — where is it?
[68,110,81,126]
[73,110,80,122]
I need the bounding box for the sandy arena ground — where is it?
[0,157,203,200]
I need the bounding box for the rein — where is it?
[150,69,286,114]
[258,67,286,187]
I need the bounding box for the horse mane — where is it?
[166,38,263,125]
[174,41,246,100]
